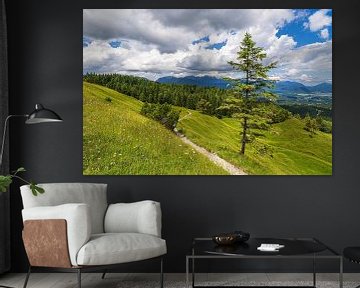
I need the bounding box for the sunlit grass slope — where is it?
[83,82,228,175]
[177,110,332,175]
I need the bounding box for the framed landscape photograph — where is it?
[83,9,332,175]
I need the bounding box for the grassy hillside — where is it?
[177,110,332,175]
[83,82,228,175]
[84,81,332,175]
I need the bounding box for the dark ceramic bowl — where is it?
[212,233,237,245]
[212,231,250,246]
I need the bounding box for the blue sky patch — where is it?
[192,35,210,45]
[109,40,122,48]
[83,36,92,47]
[277,9,332,47]
[205,40,227,50]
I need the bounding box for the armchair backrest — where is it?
[20,183,108,234]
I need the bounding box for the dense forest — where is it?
[83,73,291,124]
[280,104,332,119]
[83,73,226,114]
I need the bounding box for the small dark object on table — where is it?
[233,230,250,242]
[212,230,250,245]
[212,233,237,245]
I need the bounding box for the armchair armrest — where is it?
[22,203,91,266]
[104,200,162,237]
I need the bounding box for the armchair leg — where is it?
[23,266,31,288]
[160,257,164,288]
[101,270,107,279]
[77,268,81,288]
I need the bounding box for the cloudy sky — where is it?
[83,9,332,85]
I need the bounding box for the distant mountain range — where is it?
[156,76,332,94]
[274,81,332,93]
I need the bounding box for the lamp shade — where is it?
[25,104,63,124]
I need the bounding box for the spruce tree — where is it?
[227,32,277,155]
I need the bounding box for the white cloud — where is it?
[320,28,329,40]
[83,9,196,53]
[299,74,314,82]
[306,9,332,32]
[84,9,294,53]
[269,75,281,81]
[275,41,332,84]
[83,9,332,85]
[294,9,310,20]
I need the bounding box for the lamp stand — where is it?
[0,114,27,168]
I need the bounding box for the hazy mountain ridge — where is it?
[157,76,332,93]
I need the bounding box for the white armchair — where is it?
[20,183,166,288]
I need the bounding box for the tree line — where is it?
[83,73,227,115]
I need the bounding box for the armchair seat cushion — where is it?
[76,233,167,266]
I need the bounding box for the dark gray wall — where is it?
[5,0,360,273]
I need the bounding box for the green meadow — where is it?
[83,81,332,175]
[177,111,332,175]
[83,82,228,175]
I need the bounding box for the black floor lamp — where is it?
[0,103,63,167]
[0,103,62,288]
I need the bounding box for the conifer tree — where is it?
[226,32,277,155]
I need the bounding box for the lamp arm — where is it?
[0,114,28,169]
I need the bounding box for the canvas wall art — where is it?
[83,9,332,175]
